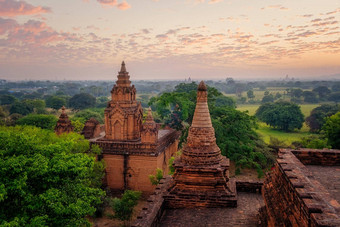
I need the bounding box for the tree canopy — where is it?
[69,93,96,110]
[0,126,105,226]
[256,101,304,131]
[16,114,58,130]
[322,112,340,149]
[305,104,339,132]
[149,82,275,177]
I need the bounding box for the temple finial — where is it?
[198,81,207,91]
[146,107,154,122]
[120,61,126,72]
[61,106,66,114]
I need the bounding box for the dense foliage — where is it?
[69,93,96,110]
[305,104,339,132]
[45,96,66,110]
[256,101,304,131]
[110,190,142,225]
[322,112,340,149]
[0,126,105,226]
[16,114,58,130]
[150,82,274,176]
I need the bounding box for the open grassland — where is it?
[256,122,312,145]
[237,104,320,145]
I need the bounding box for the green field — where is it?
[236,104,320,145]
[237,104,320,117]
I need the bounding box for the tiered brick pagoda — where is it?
[165,81,237,208]
[92,62,180,193]
[54,106,74,135]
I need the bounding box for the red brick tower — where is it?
[104,61,143,141]
[54,106,74,135]
[166,81,237,208]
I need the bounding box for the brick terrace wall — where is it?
[292,149,340,166]
[132,177,171,227]
[236,180,263,193]
[260,149,340,227]
[104,141,178,193]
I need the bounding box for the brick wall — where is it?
[260,149,340,227]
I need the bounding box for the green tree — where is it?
[322,112,340,149]
[0,126,105,226]
[110,190,142,226]
[305,104,339,132]
[148,168,163,186]
[313,86,331,99]
[69,93,96,110]
[16,114,58,130]
[261,94,274,103]
[328,92,340,103]
[9,101,33,115]
[45,96,66,110]
[290,88,303,98]
[72,109,104,124]
[211,107,275,177]
[303,91,318,103]
[0,95,17,105]
[247,90,255,99]
[256,101,304,131]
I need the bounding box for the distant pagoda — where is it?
[165,81,237,208]
[54,106,74,135]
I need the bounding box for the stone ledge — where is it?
[260,148,340,227]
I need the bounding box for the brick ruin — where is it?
[133,148,340,226]
[165,81,237,208]
[260,149,340,227]
[81,118,102,139]
[54,106,74,135]
[91,62,180,193]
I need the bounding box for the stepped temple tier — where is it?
[165,81,237,208]
[91,62,180,193]
[54,106,74,135]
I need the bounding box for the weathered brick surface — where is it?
[81,118,101,139]
[89,62,180,193]
[132,177,171,227]
[292,148,340,166]
[160,192,264,227]
[260,149,340,227]
[54,106,74,135]
[166,81,237,208]
[236,180,263,193]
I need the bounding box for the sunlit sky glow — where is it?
[0,0,339,80]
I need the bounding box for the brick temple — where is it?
[165,81,237,208]
[54,106,74,135]
[92,62,180,193]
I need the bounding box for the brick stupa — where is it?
[165,81,237,208]
[54,106,74,135]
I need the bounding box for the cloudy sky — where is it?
[0,0,339,80]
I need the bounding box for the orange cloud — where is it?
[117,1,131,10]
[97,0,117,6]
[0,0,51,17]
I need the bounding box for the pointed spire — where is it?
[191,81,212,128]
[146,107,154,122]
[61,106,66,114]
[181,81,222,166]
[120,61,126,73]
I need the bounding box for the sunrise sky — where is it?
[0,0,339,80]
